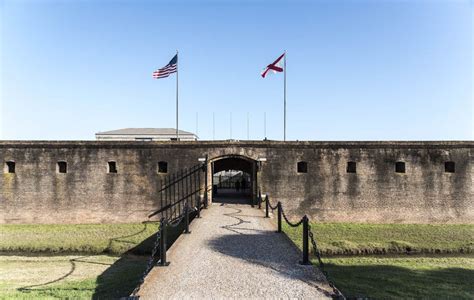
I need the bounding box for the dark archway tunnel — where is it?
[211,156,257,205]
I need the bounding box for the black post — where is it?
[196,194,201,218]
[172,173,177,219]
[265,195,269,218]
[277,202,282,233]
[158,219,170,266]
[204,155,208,209]
[258,190,262,209]
[300,215,310,265]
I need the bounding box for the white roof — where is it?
[96,128,196,136]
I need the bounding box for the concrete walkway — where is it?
[138,203,333,299]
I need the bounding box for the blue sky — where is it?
[0,0,472,141]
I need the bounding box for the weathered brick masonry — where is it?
[0,141,472,224]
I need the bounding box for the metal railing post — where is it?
[184,202,191,234]
[196,195,201,218]
[277,202,282,233]
[204,155,208,209]
[158,219,170,266]
[300,215,310,265]
[265,195,269,218]
[258,190,262,209]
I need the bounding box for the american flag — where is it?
[153,54,178,79]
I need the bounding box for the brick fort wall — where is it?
[0,141,472,224]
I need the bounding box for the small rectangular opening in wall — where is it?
[347,161,356,173]
[158,161,168,173]
[108,161,117,173]
[57,161,67,173]
[395,161,405,173]
[5,161,15,173]
[445,161,455,173]
[297,161,308,173]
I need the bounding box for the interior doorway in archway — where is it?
[211,156,257,205]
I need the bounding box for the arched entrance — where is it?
[210,155,257,205]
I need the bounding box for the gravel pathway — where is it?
[138,202,333,299]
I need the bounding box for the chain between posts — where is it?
[131,157,209,297]
[308,224,343,298]
[262,195,278,210]
[131,197,200,296]
[131,223,162,297]
[168,213,186,228]
[280,205,304,227]
[259,197,343,298]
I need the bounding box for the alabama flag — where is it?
[261,52,285,78]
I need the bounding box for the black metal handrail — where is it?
[149,156,208,222]
[148,189,202,218]
[131,156,209,297]
[158,164,204,192]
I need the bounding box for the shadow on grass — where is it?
[93,212,198,299]
[325,263,474,299]
[14,219,194,299]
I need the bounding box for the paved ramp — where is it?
[138,203,333,299]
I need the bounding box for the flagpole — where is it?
[176,50,179,140]
[247,112,250,140]
[284,50,287,141]
[264,112,267,139]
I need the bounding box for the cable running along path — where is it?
[138,201,333,299]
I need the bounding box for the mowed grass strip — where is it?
[283,223,474,255]
[321,256,474,299]
[0,254,148,299]
[0,223,159,255]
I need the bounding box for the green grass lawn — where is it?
[2,222,473,299]
[282,222,474,299]
[0,254,148,299]
[322,255,474,299]
[0,222,159,255]
[0,222,189,299]
[283,222,474,255]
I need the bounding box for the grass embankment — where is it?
[283,223,474,255]
[283,223,474,299]
[324,256,474,299]
[0,223,160,299]
[0,222,159,255]
[2,223,473,299]
[0,255,148,299]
